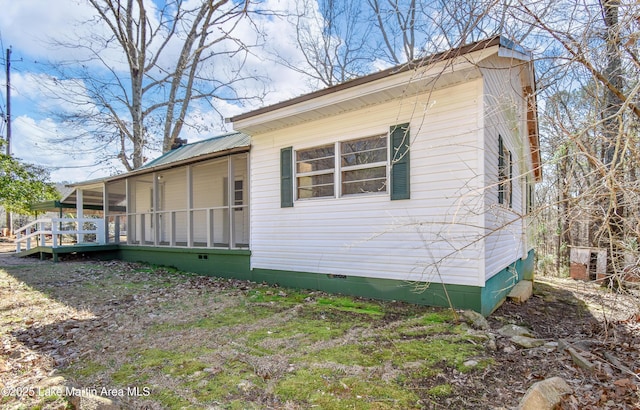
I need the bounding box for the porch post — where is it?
[102,182,108,244]
[77,189,84,243]
[152,172,159,246]
[227,156,234,249]
[187,165,193,247]
[126,179,132,244]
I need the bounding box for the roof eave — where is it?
[227,36,505,126]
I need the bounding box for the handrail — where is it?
[15,217,105,253]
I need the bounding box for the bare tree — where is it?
[516,0,640,288]
[45,0,265,171]
[271,0,372,87]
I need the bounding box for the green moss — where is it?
[275,367,420,409]
[393,338,482,370]
[245,315,362,355]
[306,344,392,367]
[316,296,384,316]
[69,360,107,377]
[150,388,193,409]
[246,288,309,305]
[113,348,208,384]
[427,383,453,397]
[150,304,275,333]
[191,361,263,403]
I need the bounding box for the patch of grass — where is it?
[150,304,275,333]
[316,296,385,316]
[275,367,420,409]
[190,361,264,403]
[112,348,208,384]
[392,338,482,371]
[306,344,392,367]
[246,288,309,305]
[148,388,192,409]
[68,360,107,378]
[246,315,362,354]
[427,383,453,397]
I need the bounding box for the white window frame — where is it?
[295,144,336,200]
[294,134,389,201]
[339,134,388,197]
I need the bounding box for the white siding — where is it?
[481,56,533,280]
[250,80,486,286]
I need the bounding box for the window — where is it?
[498,135,513,207]
[281,123,409,206]
[296,144,335,199]
[341,135,387,195]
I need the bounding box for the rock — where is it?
[35,376,66,389]
[511,335,546,348]
[498,324,534,338]
[507,280,533,303]
[460,310,490,330]
[517,376,572,410]
[566,347,595,371]
[463,360,479,367]
[68,391,120,410]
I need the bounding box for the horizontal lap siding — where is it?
[481,57,531,280]
[250,80,485,286]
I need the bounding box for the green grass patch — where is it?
[112,348,209,384]
[190,361,264,403]
[246,288,309,305]
[427,383,453,397]
[275,367,420,409]
[315,296,385,316]
[150,304,275,333]
[68,360,107,378]
[245,315,363,355]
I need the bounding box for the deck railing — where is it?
[15,218,105,252]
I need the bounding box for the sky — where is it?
[0,0,318,183]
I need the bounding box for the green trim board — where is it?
[117,245,251,279]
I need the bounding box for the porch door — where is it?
[223,177,246,247]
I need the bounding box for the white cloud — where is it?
[0,0,327,184]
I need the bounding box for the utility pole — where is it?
[5,47,10,156]
[4,47,11,235]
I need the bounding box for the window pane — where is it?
[342,166,387,195]
[341,136,387,167]
[296,145,335,173]
[297,174,334,199]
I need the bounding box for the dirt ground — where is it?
[0,238,639,409]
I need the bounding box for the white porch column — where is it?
[102,182,109,244]
[77,189,84,243]
[186,165,193,247]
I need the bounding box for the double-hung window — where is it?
[296,144,335,199]
[498,135,513,207]
[295,135,388,199]
[340,135,388,195]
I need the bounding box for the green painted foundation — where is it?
[18,244,535,316]
[116,245,251,279]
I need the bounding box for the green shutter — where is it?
[498,135,504,204]
[281,147,294,208]
[390,123,410,200]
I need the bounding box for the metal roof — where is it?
[140,131,250,169]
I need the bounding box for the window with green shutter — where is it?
[498,135,513,207]
[390,123,410,200]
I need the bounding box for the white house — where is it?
[17,36,540,315]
